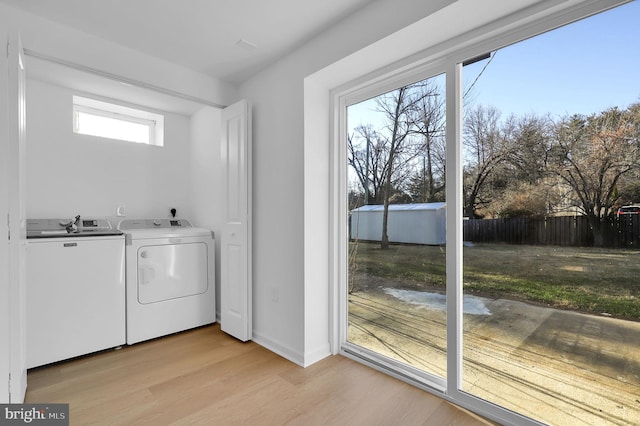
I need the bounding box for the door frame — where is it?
[0,27,11,405]
[327,1,628,425]
[2,30,27,403]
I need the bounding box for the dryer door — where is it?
[137,242,208,304]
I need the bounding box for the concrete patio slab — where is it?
[348,289,640,425]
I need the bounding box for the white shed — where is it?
[350,203,446,245]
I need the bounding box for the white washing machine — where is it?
[117,219,215,344]
[26,218,126,368]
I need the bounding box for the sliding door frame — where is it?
[337,62,450,393]
[329,1,629,424]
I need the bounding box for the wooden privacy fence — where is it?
[463,215,640,247]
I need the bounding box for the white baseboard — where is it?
[302,343,331,367]
[252,331,305,366]
[252,331,332,368]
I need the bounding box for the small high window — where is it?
[73,96,164,146]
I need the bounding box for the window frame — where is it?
[72,95,164,146]
[340,64,450,393]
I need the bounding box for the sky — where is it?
[463,0,640,119]
[348,1,640,130]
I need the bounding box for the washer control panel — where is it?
[27,218,122,238]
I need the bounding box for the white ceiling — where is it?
[0,0,376,84]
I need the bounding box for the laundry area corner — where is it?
[20,50,241,370]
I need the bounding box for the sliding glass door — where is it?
[340,2,640,425]
[346,73,447,384]
[460,5,640,424]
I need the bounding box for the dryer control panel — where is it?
[118,219,193,230]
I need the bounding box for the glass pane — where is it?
[347,74,447,378]
[461,3,640,424]
[76,111,151,144]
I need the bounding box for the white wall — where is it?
[0,1,236,224]
[239,0,457,365]
[0,3,236,110]
[25,79,194,221]
[189,106,223,315]
[239,61,306,363]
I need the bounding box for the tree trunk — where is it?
[589,216,606,247]
[381,170,392,250]
[380,87,406,250]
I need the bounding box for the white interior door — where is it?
[220,100,252,341]
[3,32,27,403]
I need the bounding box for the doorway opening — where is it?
[339,2,640,424]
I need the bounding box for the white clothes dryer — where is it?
[118,219,215,344]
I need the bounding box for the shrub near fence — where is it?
[463,215,640,247]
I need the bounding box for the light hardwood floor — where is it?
[25,324,494,425]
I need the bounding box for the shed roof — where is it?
[352,202,446,212]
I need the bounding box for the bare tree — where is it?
[463,105,513,218]
[409,81,446,202]
[376,84,430,249]
[348,78,448,248]
[483,113,556,218]
[504,113,553,185]
[348,126,387,205]
[550,106,640,246]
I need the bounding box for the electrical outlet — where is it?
[116,205,126,217]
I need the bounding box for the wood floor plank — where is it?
[25,324,494,425]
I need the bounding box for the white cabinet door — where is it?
[220,100,252,341]
[26,238,126,368]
